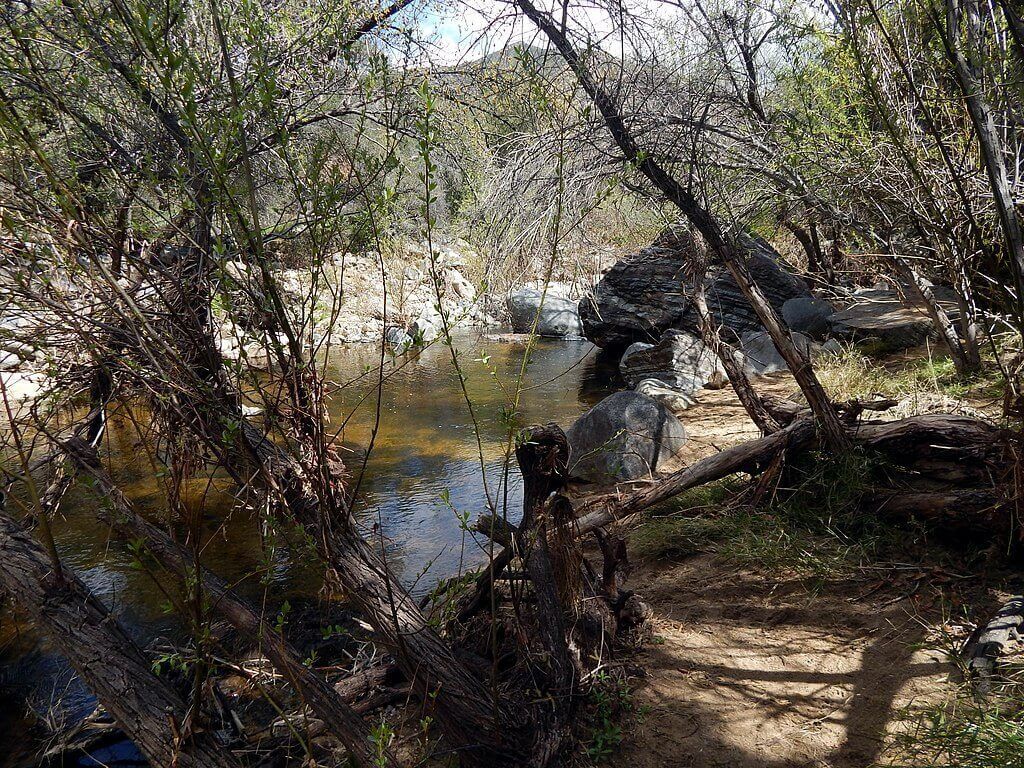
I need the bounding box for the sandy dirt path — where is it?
[609,374,957,768]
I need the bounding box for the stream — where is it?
[0,331,617,766]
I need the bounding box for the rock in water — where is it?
[565,391,687,484]
[739,331,819,375]
[619,329,723,402]
[385,326,413,351]
[507,288,583,338]
[579,226,811,351]
[827,289,934,353]
[410,310,442,343]
[782,296,835,339]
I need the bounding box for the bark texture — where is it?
[0,511,239,768]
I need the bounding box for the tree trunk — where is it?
[890,252,979,375]
[692,280,779,434]
[939,0,1024,334]
[63,438,399,768]
[515,425,577,683]
[784,219,832,286]
[512,425,580,762]
[229,421,524,765]
[0,511,239,768]
[515,0,850,450]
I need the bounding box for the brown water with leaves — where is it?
[0,331,615,765]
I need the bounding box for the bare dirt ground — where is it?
[614,556,950,768]
[609,373,976,768]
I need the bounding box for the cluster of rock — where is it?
[578,228,811,350]
[217,238,500,362]
[556,230,958,485]
[577,226,946,412]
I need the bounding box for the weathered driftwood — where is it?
[462,412,1006,631]
[64,438,400,768]
[574,418,817,533]
[0,511,239,768]
[226,420,526,766]
[854,413,1000,458]
[866,489,1001,531]
[574,414,1002,533]
[967,596,1024,695]
[334,664,409,715]
[512,425,580,760]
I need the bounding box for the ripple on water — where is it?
[0,331,619,759]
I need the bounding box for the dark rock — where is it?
[507,288,583,338]
[828,290,935,353]
[739,331,819,375]
[619,329,722,396]
[385,326,412,349]
[565,391,687,484]
[782,296,835,340]
[579,226,811,352]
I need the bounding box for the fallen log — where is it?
[576,413,1003,535]
[866,489,1002,531]
[462,418,816,619]
[0,510,239,768]
[854,414,1001,460]
[573,417,817,533]
[63,437,400,768]
[334,664,409,716]
[460,413,1008,625]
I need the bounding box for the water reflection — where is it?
[0,331,611,762]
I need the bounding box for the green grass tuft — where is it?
[817,344,1005,403]
[629,449,906,585]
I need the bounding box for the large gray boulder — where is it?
[739,331,819,375]
[508,288,583,338]
[565,391,687,484]
[619,329,723,400]
[579,226,812,351]
[782,296,835,340]
[828,290,934,353]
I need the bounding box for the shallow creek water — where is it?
[0,331,616,764]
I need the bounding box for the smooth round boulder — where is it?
[565,391,687,484]
[508,288,583,338]
[782,296,835,340]
[739,331,819,375]
[827,289,935,353]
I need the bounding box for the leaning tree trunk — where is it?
[230,423,526,766]
[63,438,399,768]
[889,250,979,375]
[135,222,524,762]
[0,510,239,768]
[939,0,1024,335]
[692,280,779,434]
[514,0,850,450]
